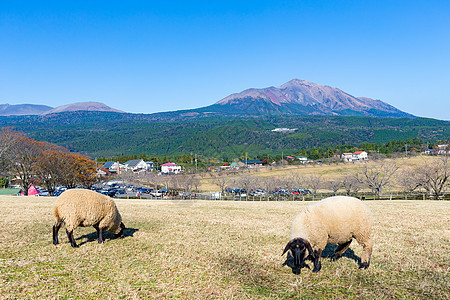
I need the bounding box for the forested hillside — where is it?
[0,111,448,159]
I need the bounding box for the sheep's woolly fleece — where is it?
[54,189,123,234]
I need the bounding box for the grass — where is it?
[0,196,449,299]
[199,156,441,192]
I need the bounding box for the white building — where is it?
[124,159,149,172]
[341,153,353,162]
[342,151,368,162]
[352,151,368,161]
[161,162,182,175]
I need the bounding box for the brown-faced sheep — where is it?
[52,189,125,248]
[283,196,373,274]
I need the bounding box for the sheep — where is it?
[282,196,373,274]
[52,189,125,248]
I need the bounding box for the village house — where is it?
[161,162,182,175]
[145,161,155,171]
[101,161,124,173]
[424,144,450,155]
[341,151,368,162]
[239,159,263,168]
[352,151,368,161]
[341,153,353,162]
[124,159,149,172]
[295,156,308,163]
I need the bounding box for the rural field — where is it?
[0,196,449,299]
[198,156,442,192]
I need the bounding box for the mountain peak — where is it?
[44,102,124,114]
[213,79,413,118]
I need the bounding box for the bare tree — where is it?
[239,174,257,200]
[325,178,342,195]
[0,127,16,161]
[359,161,399,198]
[159,175,172,190]
[396,167,423,194]
[213,173,231,195]
[1,132,45,195]
[341,173,362,196]
[304,174,323,195]
[416,156,449,199]
[260,176,279,200]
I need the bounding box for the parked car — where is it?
[99,188,117,197]
[37,189,49,196]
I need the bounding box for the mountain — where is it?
[205,79,413,118]
[44,102,124,114]
[0,103,53,116]
[0,102,123,116]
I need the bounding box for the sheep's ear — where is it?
[282,240,293,256]
[304,239,314,257]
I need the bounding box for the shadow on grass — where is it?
[321,243,361,265]
[219,254,278,296]
[282,243,362,274]
[76,227,139,246]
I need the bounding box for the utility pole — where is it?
[245,152,248,168]
[405,144,408,156]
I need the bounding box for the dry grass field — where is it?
[199,156,441,192]
[0,196,449,299]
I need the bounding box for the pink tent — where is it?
[27,184,39,196]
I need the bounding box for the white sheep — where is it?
[52,189,125,247]
[282,196,373,274]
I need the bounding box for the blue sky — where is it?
[1,1,449,120]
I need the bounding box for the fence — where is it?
[196,192,450,201]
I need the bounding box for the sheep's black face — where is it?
[283,238,313,274]
[114,222,126,238]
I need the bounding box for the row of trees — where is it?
[0,128,97,195]
[210,157,449,200]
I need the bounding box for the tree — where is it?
[177,175,199,198]
[1,131,46,195]
[0,127,16,160]
[0,176,9,188]
[304,174,323,195]
[34,150,96,191]
[341,173,362,196]
[325,179,342,195]
[71,153,97,188]
[239,174,257,199]
[416,156,449,199]
[213,173,231,195]
[359,161,398,198]
[34,150,62,195]
[396,167,423,194]
[260,176,279,200]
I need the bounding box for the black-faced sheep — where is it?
[52,189,125,248]
[283,196,373,274]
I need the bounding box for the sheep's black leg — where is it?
[66,229,78,248]
[94,225,104,244]
[52,220,63,245]
[312,249,322,273]
[332,240,352,261]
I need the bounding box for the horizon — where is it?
[1,1,449,120]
